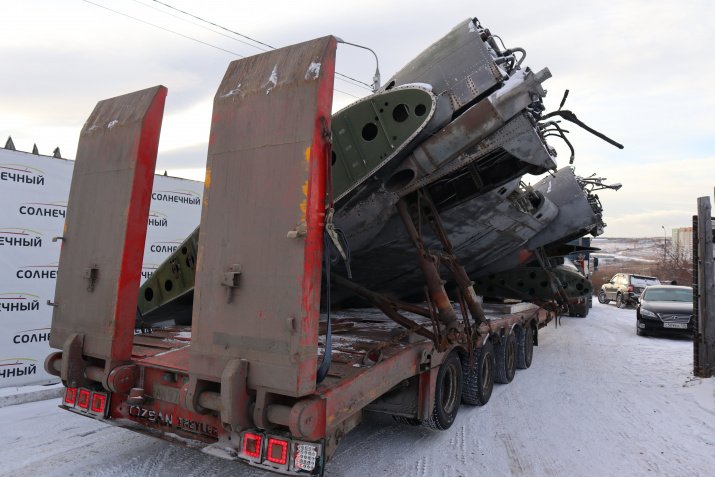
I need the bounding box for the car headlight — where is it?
[640,308,658,318]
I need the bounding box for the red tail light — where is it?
[242,433,262,459]
[77,389,91,409]
[91,392,107,413]
[64,387,77,406]
[266,438,289,465]
[627,285,634,292]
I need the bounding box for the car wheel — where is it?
[636,320,646,336]
[598,290,610,304]
[616,293,625,308]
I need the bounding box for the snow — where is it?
[591,237,664,264]
[265,65,278,95]
[1,301,713,477]
[397,83,433,92]
[304,62,321,80]
[0,382,62,408]
[220,84,242,98]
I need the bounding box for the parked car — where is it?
[636,285,694,336]
[598,273,660,308]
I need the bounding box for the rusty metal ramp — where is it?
[187,37,337,397]
[49,86,166,382]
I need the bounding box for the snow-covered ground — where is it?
[2,302,713,477]
[591,237,665,264]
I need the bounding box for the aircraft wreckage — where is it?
[136,17,622,326]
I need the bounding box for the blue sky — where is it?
[2,0,713,237]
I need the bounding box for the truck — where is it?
[44,19,620,476]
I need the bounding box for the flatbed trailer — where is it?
[52,304,552,475]
[44,35,555,476]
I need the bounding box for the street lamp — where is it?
[661,225,667,263]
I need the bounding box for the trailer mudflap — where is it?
[49,86,167,387]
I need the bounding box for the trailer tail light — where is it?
[64,387,77,406]
[242,432,263,460]
[63,387,109,418]
[91,392,107,414]
[265,437,289,466]
[77,389,91,409]
[293,442,319,472]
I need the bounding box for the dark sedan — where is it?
[636,285,693,336]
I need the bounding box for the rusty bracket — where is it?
[83,265,99,292]
[417,189,488,328]
[331,273,436,343]
[60,333,90,388]
[220,358,252,432]
[397,198,460,332]
[222,264,242,303]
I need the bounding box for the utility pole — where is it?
[694,195,714,378]
[661,225,667,263]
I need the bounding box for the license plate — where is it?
[663,323,687,329]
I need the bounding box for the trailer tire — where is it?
[461,340,494,406]
[423,351,462,430]
[516,324,533,369]
[568,302,589,318]
[494,330,517,384]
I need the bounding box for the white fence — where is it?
[0,148,203,387]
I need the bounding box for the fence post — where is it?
[694,196,714,378]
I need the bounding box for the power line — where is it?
[81,0,243,57]
[129,0,271,52]
[144,0,373,90]
[81,0,361,99]
[149,0,276,51]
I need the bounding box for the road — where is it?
[2,301,713,476]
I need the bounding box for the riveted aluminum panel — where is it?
[50,86,167,363]
[189,37,336,397]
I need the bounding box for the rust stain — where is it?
[204,165,212,189]
[299,146,311,219]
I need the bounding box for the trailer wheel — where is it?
[516,324,533,369]
[424,351,462,430]
[494,330,517,384]
[568,302,589,318]
[461,340,494,406]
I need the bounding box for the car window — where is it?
[642,288,692,302]
[631,276,660,287]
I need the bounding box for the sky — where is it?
[1,0,713,237]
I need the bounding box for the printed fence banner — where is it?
[0,148,203,387]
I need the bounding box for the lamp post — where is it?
[661,225,667,263]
